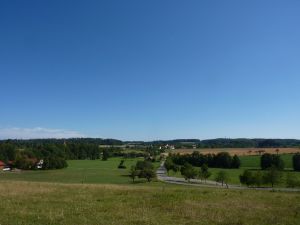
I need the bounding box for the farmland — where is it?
[1,155,300,224]
[173,147,300,156]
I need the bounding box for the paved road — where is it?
[156,162,300,192]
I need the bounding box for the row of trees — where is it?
[171,162,231,187]
[169,152,241,169]
[240,167,300,188]
[180,163,212,182]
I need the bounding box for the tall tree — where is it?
[231,155,241,168]
[215,171,230,188]
[263,166,281,188]
[180,163,198,182]
[129,165,138,183]
[199,164,211,183]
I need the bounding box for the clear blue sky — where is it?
[1,0,300,140]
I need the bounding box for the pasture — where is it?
[0,158,158,185]
[1,181,300,225]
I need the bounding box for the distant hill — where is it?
[1,138,300,148]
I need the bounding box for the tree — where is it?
[272,155,285,170]
[102,149,109,161]
[171,164,180,173]
[215,171,230,188]
[261,153,284,170]
[199,164,211,183]
[129,165,138,183]
[136,160,153,171]
[240,170,264,187]
[261,153,273,170]
[214,152,232,168]
[293,153,300,171]
[263,166,281,188]
[253,171,263,187]
[134,160,156,182]
[164,158,174,175]
[180,163,198,182]
[139,168,156,182]
[231,155,241,168]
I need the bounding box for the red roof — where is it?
[0,160,6,166]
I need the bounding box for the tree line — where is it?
[169,152,241,169]
[2,138,300,149]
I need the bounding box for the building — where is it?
[0,160,6,170]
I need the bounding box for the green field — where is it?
[240,153,294,168]
[0,158,158,185]
[1,156,300,224]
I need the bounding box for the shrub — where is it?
[118,160,126,169]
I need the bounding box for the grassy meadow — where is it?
[0,158,159,185]
[1,155,300,224]
[1,181,300,225]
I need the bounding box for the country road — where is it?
[156,162,300,192]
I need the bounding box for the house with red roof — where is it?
[0,160,6,170]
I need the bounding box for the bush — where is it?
[118,159,126,169]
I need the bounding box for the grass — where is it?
[1,156,300,224]
[1,181,300,225]
[240,153,294,168]
[0,158,159,185]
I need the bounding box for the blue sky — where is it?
[1,0,300,140]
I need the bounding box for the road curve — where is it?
[156,161,300,192]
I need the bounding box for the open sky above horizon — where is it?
[1,0,300,141]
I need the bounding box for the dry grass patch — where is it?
[173,147,300,156]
